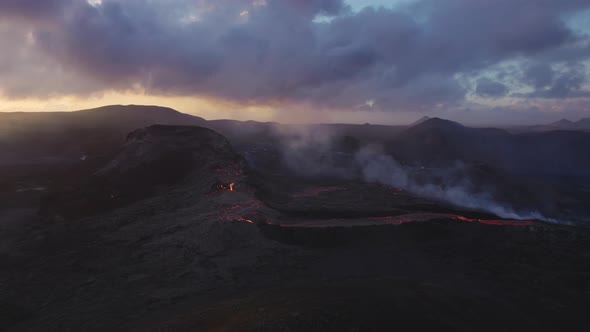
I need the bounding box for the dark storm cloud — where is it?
[1,0,590,111]
[0,0,71,20]
[475,78,509,98]
[524,63,555,89]
[535,72,590,99]
[0,0,78,24]
[515,62,590,99]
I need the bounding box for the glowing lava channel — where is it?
[367,213,534,226]
[279,213,535,228]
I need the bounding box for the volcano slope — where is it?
[1,125,590,331]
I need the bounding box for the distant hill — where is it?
[519,117,590,132]
[549,119,574,127]
[3,105,589,178]
[0,105,411,165]
[574,117,590,129]
[0,105,205,134]
[0,105,206,165]
[409,116,431,127]
[206,119,279,145]
[388,117,590,176]
[206,119,408,146]
[390,117,511,166]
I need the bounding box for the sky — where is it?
[1,0,590,125]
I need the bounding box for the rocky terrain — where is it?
[0,122,589,331]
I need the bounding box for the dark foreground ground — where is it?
[2,176,590,331]
[141,221,590,332]
[1,125,590,331]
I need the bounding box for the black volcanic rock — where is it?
[41,125,247,219]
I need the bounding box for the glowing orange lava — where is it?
[208,198,263,224]
[206,164,262,224]
[368,213,534,226]
[280,212,535,228]
[237,217,254,224]
[212,182,236,194]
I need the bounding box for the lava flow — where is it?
[279,212,535,228]
[207,193,264,224]
[211,161,243,193]
[237,217,254,224]
[368,213,534,226]
[208,182,236,196]
[207,163,261,224]
[453,215,533,226]
[219,183,235,191]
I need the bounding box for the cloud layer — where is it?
[1,0,590,116]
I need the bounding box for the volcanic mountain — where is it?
[0,105,206,165]
[574,117,590,129]
[389,118,512,167]
[389,117,590,176]
[41,125,252,220]
[549,118,574,127]
[523,117,590,132]
[0,105,205,132]
[409,116,431,126]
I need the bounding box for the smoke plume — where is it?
[273,126,564,223]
